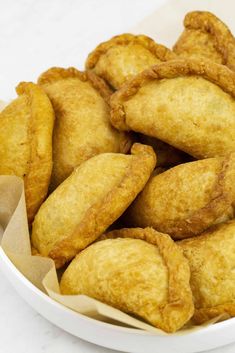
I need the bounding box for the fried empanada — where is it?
[125,154,235,239]
[138,134,193,167]
[60,227,194,333]
[38,67,131,189]
[179,221,235,324]
[110,59,235,159]
[173,11,235,71]
[31,143,156,268]
[0,82,54,223]
[86,33,176,90]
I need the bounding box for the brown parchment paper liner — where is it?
[0,171,227,335]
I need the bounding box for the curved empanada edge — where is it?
[157,153,235,239]
[173,11,235,71]
[38,67,112,103]
[48,143,156,268]
[100,227,194,333]
[85,33,176,70]
[110,58,235,131]
[16,82,54,223]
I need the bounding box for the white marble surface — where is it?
[1,1,235,352]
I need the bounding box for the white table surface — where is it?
[1,1,235,352]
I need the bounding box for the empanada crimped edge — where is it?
[110,58,235,131]
[49,143,156,268]
[38,66,112,104]
[173,11,235,71]
[100,227,194,333]
[168,153,235,238]
[85,33,176,71]
[126,153,235,239]
[16,82,54,223]
[178,221,235,324]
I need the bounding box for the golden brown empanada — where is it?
[38,67,131,189]
[0,82,54,223]
[173,11,235,71]
[31,143,156,268]
[179,221,235,324]
[86,33,176,90]
[125,154,235,239]
[60,227,194,333]
[138,134,193,167]
[110,58,235,159]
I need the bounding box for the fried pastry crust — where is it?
[138,134,193,167]
[38,67,131,189]
[0,82,54,223]
[173,11,235,71]
[61,227,194,333]
[31,143,156,268]
[110,58,235,159]
[125,154,235,239]
[179,221,235,324]
[86,33,176,89]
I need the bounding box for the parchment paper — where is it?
[0,0,232,335]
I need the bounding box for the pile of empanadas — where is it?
[2,10,235,333]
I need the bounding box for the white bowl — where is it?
[1,247,235,353]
